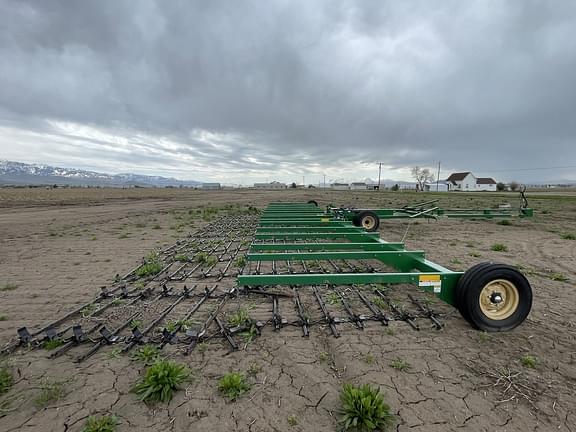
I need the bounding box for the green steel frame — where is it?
[237,202,464,306]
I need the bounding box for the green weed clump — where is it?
[135,261,162,278]
[228,309,250,327]
[520,354,538,368]
[43,339,65,350]
[491,243,508,252]
[81,415,119,432]
[35,379,67,408]
[339,383,394,431]
[218,372,251,401]
[497,219,512,226]
[560,233,575,240]
[174,254,189,262]
[0,283,18,292]
[132,345,160,365]
[0,362,14,394]
[550,273,568,282]
[234,256,247,268]
[132,360,190,403]
[389,358,410,372]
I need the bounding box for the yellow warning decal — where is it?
[320,218,330,222]
[419,274,441,293]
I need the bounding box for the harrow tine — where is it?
[313,286,339,337]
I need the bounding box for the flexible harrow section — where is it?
[238,202,464,306]
[4,205,459,361]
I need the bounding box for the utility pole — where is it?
[323,174,326,189]
[377,162,383,191]
[436,161,441,191]
[302,176,305,187]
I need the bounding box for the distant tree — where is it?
[410,167,434,192]
[496,182,507,192]
[290,182,297,188]
[509,181,519,192]
[391,184,400,191]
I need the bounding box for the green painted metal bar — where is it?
[256,226,365,233]
[250,242,405,251]
[254,232,380,241]
[247,250,426,262]
[237,272,462,305]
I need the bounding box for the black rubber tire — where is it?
[455,262,494,322]
[456,263,532,332]
[307,200,318,207]
[357,210,380,232]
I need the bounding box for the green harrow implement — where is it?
[238,202,533,332]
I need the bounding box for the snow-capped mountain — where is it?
[0,160,202,187]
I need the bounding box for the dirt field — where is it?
[0,188,575,432]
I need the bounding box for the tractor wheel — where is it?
[356,211,380,232]
[456,263,532,332]
[307,200,318,207]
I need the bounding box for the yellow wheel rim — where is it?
[479,279,519,320]
[362,215,376,231]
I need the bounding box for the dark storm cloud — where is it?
[1,0,575,182]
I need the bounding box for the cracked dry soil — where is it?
[0,188,575,432]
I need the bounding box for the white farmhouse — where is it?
[445,172,497,192]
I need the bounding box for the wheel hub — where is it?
[362,216,376,230]
[479,279,519,320]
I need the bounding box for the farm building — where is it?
[253,181,287,189]
[350,182,368,190]
[200,183,221,190]
[445,172,497,192]
[330,182,349,190]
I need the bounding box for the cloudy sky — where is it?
[1,0,575,185]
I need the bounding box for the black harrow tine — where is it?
[272,295,283,330]
[374,288,419,331]
[215,316,238,351]
[313,286,339,338]
[336,288,363,329]
[76,311,141,363]
[185,294,229,355]
[355,288,389,326]
[159,285,215,349]
[293,287,309,337]
[122,292,188,353]
[407,294,443,330]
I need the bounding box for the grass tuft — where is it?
[339,383,394,431]
[132,360,190,403]
[35,379,67,408]
[0,283,18,292]
[81,415,119,432]
[287,414,298,426]
[174,254,189,262]
[0,362,14,394]
[520,354,538,368]
[131,345,160,365]
[497,219,512,226]
[135,261,163,278]
[491,243,508,252]
[550,272,568,282]
[218,372,251,401]
[43,339,65,350]
[228,309,250,327]
[560,233,575,240]
[389,358,410,372]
